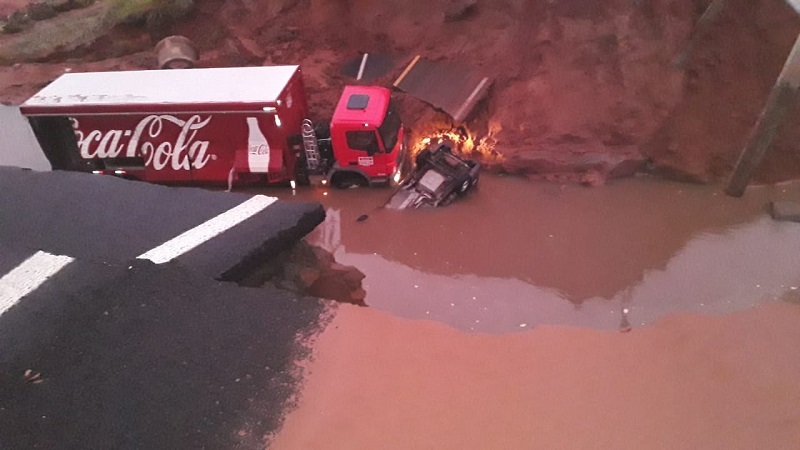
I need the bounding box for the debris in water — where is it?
[356,214,369,222]
[769,201,800,223]
[619,308,632,333]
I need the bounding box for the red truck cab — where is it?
[327,86,406,187]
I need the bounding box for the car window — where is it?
[346,130,381,155]
[378,100,401,152]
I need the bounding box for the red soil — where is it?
[1,0,799,183]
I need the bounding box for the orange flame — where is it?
[413,122,502,162]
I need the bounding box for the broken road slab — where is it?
[770,200,800,222]
[393,56,492,122]
[0,166,332,448]
[0,258,328,449]
[0,166,325,281]
[341,52,404,83]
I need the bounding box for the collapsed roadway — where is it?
[0,166,328,448]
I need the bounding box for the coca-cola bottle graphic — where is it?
[246,117,270,173]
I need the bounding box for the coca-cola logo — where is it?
[72,115,215,171]
[250,144,268,155]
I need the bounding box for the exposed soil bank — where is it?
[271,301,800,449]
[642,0,800,184]
[1,0,800,183]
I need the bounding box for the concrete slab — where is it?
[770,200,800,222]
[0,167,325,281]
[393,56,492,122]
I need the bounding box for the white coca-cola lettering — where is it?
[250,144,269,155]
[72,115,214,171]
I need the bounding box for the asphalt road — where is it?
[0,167,330,449]
[0,167,326,281]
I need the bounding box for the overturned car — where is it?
[386,143,480,209]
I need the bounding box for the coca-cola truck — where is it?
[19,65,408,189]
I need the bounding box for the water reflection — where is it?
[309,207,800,333]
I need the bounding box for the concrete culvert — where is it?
[155,35,198,69]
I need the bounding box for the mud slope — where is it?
[643,0,800,183]
[1,0,799,183]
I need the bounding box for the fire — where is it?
[412,122,502,162]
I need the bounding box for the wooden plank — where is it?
[725,33,800,197]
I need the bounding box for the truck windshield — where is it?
[378,100,401,153]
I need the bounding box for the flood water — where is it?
[3,105,799,333]
[266,175,800,333]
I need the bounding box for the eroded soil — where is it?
[1,0,800,183]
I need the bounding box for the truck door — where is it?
[343,129,385,178]
[28,116,86,171]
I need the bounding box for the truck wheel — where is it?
[314,122,331,140]
[296,170,310,186]
[459,179,470,194]
[331,172,368,189]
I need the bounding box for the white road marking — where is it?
[0,251,74,317]
[137,195,278,264]
[357,53,369,81]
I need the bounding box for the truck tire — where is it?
[314,122,331,140]
[331,172,368,189]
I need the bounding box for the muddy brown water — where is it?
[262,174,800,333]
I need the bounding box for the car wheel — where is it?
[459,179,470,193]
[441,192,457,206]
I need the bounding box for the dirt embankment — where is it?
[642,0,800,184]
[1,0,799,184]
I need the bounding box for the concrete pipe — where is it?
[155,35,198,69]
